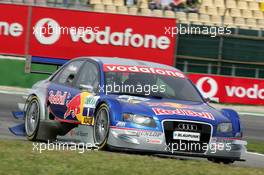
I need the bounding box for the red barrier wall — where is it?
[189,73,264,105]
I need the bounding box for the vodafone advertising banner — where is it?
[0,4,28,55]
[29,7,175,65]
[189,73,264,105]
[0,4,175,65]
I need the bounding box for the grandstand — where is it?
[2,0,264,29]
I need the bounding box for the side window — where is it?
[75,61,100,91]
[53,60,84,86]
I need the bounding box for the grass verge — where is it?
[247,140,264,154]
[0,59,56,88]
[0,140,263,175]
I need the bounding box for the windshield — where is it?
[104,70,204,103]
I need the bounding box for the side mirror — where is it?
[79,84,94,93]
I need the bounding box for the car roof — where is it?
[77,56,181,71]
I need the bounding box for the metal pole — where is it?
[183,61,188,73]
[255,68,259,78]
[231,65,236,76]
[208,63,212,74]
[217,0,228,75]
[25,5,32,74]
[174,23,180,68]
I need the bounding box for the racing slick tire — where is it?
[25,96,41,141]
[93,104,110,150]
[207,158,235,164]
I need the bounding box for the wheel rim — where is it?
[94,108,109,146]
[25,100,39,136]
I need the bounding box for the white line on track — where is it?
[239,112,264,117]
[246,151,264,157]
[0,90,28,96]
[0,55,25,61]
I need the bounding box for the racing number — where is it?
[82,117,94,125]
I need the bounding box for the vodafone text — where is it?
[0,21,23,37]
[33,18,171,49]
[225,84,264,99]
[103,64,185,78]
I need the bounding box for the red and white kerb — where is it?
[103,64,186,78]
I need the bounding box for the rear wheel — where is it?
[93,104,110,150]
[25,96,40,141]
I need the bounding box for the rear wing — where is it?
[25,56,68,75]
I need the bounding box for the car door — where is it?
[47,60,85,123]
[72,60,101,125]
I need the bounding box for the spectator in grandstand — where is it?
[125,0,136,6]
[170,0,186,11]
[149,0,200,12]
[149,0,161,10]
[185,0,201,12]
[149,0,173,10]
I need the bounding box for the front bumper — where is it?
[108,126,247,160]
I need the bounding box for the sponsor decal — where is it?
[145,102,190,109]
[196,76,218,99]
[33,21,170,49]
[29,7,175,65]
[34,18,61,45]
[0,4,28,55]
[173,131,200,141]
[136,131,163,137]
[152,108,215,120]
[48,90,68,105]
[110,127,163,138]
[64,92,98,125]
[116,121,126,127]
[103,64,185,78]
[81,117,94,125]
[146,138,162,144]
[84,96,100,108]
[0,21,23,37]
[117,95,149,104]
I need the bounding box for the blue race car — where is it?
[23,57,246,163]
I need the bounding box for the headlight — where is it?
[123,113,156,128]
[217,123,232,133]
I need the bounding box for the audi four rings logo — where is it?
[177,123,198,131]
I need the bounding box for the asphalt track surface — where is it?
[0,93,263,168]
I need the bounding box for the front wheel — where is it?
[25,96,41,141]
[93,104,110,150]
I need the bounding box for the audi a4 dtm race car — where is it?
[19,57,246,164]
